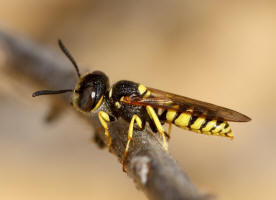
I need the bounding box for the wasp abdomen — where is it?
[163,110,233,138]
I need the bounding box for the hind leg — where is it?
[146,106,168,151]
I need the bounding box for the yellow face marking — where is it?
[115,101,121,109]
[120,96,125,102]
[138,84,147,95]
[190,117,206,130]
[202,120,217,132]
[109,87,113,98]
[174,113,192,127]
[91,95,104,112]
[212,122,226,133]
[166,110,177,122]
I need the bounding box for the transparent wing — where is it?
[124,87,251,122]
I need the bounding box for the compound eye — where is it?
[78,86,97,112]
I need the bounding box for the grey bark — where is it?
[0,28,212,200]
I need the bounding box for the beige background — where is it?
[0,1,275,200]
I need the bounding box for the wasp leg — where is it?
[93,129,106,149]
[122,114,142,172]
[98,111,112,152]
[45,100,66,123]
[146,106,168,151]
[167,123,172,139]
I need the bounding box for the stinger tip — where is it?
[226,132,234,140]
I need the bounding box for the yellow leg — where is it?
[98,111,111,152]
[122,114,142,172]
[146,106,168,151]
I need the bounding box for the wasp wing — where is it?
[124,87,251,122]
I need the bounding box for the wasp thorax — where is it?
[73,71,109,112]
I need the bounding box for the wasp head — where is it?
[32,40,109,113]
[73,71,109,112]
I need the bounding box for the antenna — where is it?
[32,40,79,98]
[32,89,73,97]
[58,39,81,78]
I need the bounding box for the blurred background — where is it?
[0,0,275,200]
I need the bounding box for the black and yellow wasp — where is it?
[33,40,251,171]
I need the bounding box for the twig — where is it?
[0,28,211,200]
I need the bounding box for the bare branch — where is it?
[0,28,211,200]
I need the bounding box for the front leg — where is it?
[98,111,112,152]
[93,128,106,149]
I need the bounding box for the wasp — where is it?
[33,40,251,171]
